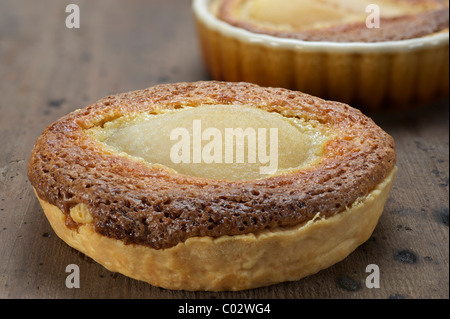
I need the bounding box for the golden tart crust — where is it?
[35,167,396,291]
[217,0,449,42]
[28,81,397,290]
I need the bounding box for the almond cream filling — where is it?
[221,0,432,32]
[87,104,330,181]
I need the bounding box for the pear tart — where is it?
[193,0,449,109]
[28,81,397,291]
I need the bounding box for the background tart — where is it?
[28,81,397,291]
[216,0,449,42]
[193,0,449,109]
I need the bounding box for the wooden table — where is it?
[0,0,448,300]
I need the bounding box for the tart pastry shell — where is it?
[35,167,396,291]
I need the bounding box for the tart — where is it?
[193,0,449,109]
[28,81,397,291]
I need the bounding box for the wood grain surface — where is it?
[0,0,448,299]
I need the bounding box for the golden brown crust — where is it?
[217,0,449,42]
[27,81,396,250]
[34,166,397,291]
